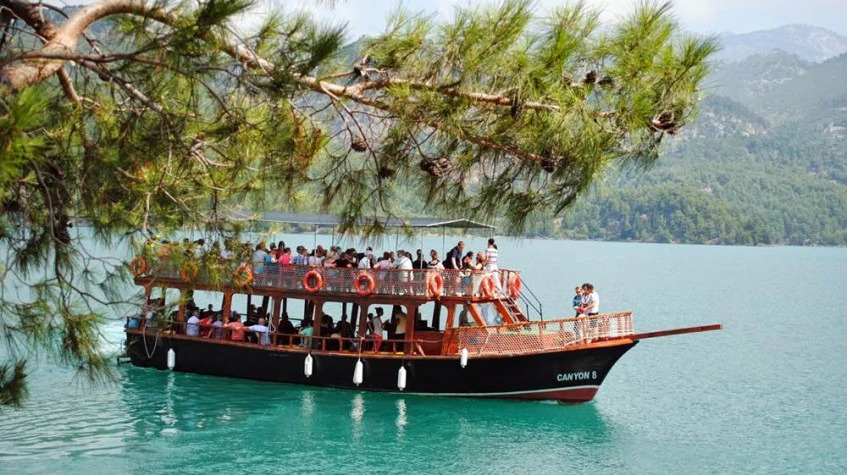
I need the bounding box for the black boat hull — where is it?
[125,333,637,403]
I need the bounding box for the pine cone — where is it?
[541,157,556,173]
[378,166,396,179]
[419,158,453,178]
[351,139,367,152]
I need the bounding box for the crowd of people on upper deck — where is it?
[153,236,501,276]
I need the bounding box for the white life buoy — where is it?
[397,366,407,391]
[167,348,176,370]
[460,348,468,368]
[353,359,364,386]
[304,354,313,378]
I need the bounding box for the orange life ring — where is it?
[354,272,376,296]
[233,264,254,287]
[508,273,522,299]
[180,261,199,282]
[303,269,323,293]
[427,273,444,297]
[129,256,147,277]
[480,274,497,299]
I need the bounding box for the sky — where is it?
[274,0,847,38]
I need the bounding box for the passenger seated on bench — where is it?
[247,317,270,346]
[278,312,296,338]
[225,313,245,341]
[335,315,354,339]
[210,314,224,339]
[199,311,213,337]
[298,322,314,349]
[186,309,201,337]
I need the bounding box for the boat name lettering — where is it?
[556,371,597,382]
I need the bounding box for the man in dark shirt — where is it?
[335,314,354,339]
[279,312,296,335]
[334,251,351,268]
[444,241,464,270]
[412,249,429,269]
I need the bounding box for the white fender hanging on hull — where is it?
[304,354,313,378]
[353,359,364,386]
[167,348,176,370]
[397,366,407,391]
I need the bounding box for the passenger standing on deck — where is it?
[370,309,385,352]
[444,241,464,270]
[413,249,428,269]
[444,241,464,295]
[573,286,584,317]
[429,249,443,269]
[394,306,407,351]
[393,250,413,294]
[358,248,374,269]
[581,283,599,316]
[280,247,292,265]
[580,283,600,341]
[186,309,201,336]
[252,242,268,273]
[292,246,308,266]
[483,238,499,272]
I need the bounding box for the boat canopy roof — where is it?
[230,212,495,230]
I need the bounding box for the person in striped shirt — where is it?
[484,238,499,272]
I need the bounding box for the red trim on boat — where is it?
[503,387,598,403]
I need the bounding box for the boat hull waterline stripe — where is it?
[407,385,600,397]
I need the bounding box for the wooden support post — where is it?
[445,304,456,329]
[433,302,442,330]
[247,293,253,319]
[492,300,516,325]
[282,297,288,315]
[357,303,370,339]
[222,292,232,320]
[272,295,282,346]
[176,289,187,326]
[312,300,323,338]
[351,303,360,328]
[260,295,270,320]
[404,304,418,355]
[467,304,486,326]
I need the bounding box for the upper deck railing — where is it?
[134,258,522,301]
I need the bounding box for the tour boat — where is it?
[123,255,721,403]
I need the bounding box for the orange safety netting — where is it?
[448,312,634,356]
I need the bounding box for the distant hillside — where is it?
[717,25,847,63]
[547,49,847,246]
[707,50,810,104]
[750,53,847,122]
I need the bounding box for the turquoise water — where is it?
[2,239,846,473]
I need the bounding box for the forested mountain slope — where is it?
[548,51,847,245]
